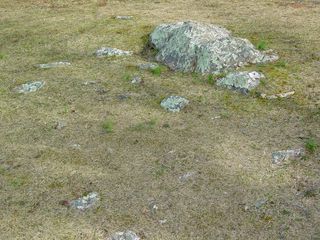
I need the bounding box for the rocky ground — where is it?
[0,0,319,239]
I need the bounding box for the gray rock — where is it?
[160,96,189,112]
[149,21,278,74]
[96,47,132,57]
[108,231,140,240]
[272,149,305,165]
[115,16,133,20]
[69,192,99,210]
[14,81,45,93]
[54,121,66,130]
[138,62,159,71]
[216,71,264,93]
[131,76,142,84]
[37,61,71,69]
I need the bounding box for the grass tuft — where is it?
[257,40,267,50]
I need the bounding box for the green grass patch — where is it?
[131,119,157,131]
[102,120,114,133]
[151,66,162,76]
[305,138,318,153]
[122,73,132,82]
[274,60,287,68]
[257,40,267,50]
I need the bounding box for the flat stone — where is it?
[37,61,71,69]
[160,96,189,112]
[108,231,140,240]
[14,81,45,93]
[260,91,295,100]
[69,192,99,210]
[115,16,133,20]
[272,148,305,165]
[216,71,264,93]
[149,21,278,74]
[138,63,159,71]
[255,199,268,209]
[96,47,132,57]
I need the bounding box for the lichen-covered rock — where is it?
[108,231,140,240]
[149,21,278,74]
[69,192,99,210]
[14,81,45,93]
[161,96,189,112]
[216,71,264,93]
[96,47,132,57]
[272,149,305,165]
[37,61,71,69]
[138,62,159,71]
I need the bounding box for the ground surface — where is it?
[0,0,319,239]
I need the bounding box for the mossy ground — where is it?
[0,0,319,239]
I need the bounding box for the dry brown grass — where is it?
[0,0,319,239]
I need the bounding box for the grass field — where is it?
[0,0,319,239]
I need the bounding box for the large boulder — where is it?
[149,21,278,74]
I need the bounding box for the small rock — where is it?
[260,91,295,100]
[69,192,99,210]
[138,63,159,71]
[115,16,133,20]
[108,230,140,240]
[159,219,167,224]
[160,96,189,112]
[179,172,196,182]
[216,71,264,93]
[37,61,71,69]
[255,199,268,209]
[95,88,108,94]
[71,144,81,149]
[83,81,97,86]
[96,47,132,57]
[54,121,66,130]
[131,76,142,84]
[117,94,129,100]
[272,148,305,165]
[148,200,158,215]
[14,81,45,93]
